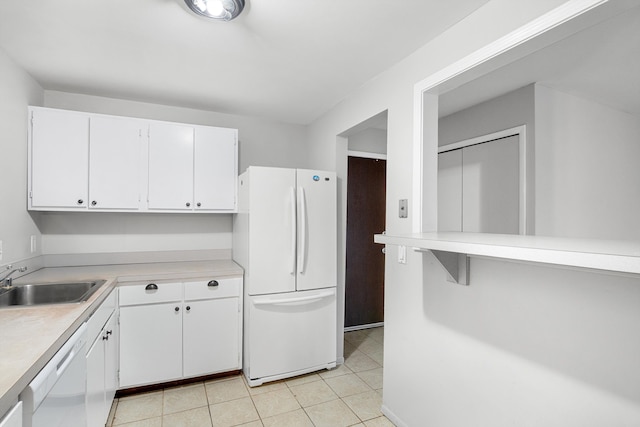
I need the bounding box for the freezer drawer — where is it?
[246,288,337,385]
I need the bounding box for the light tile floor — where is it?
[107,327,394,427]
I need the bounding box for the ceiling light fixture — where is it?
[184,0,245,21]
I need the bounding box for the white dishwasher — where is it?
[21,323,88,427]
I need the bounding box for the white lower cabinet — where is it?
[119,301,183,387]
[119,278,242,388]
[0,401,21,427]
[86,290,119,427]
[183,298,240,377]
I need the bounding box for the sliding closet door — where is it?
[438,134,520,234]
[462,135,520,234]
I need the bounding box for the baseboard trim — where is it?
[381,404,408,427]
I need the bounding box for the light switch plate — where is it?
[397,245,407,264]
[30,235,37,253]
[399,199,408,218]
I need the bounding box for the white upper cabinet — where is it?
[89,116,144,210]
[194,126,238,211]
[29,108,89,209]
[28,107,238,213]
[148,122,195,210]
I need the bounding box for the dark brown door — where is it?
[345,156,386,328]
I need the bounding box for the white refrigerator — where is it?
[233,166,337,386]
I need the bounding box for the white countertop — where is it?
[374,232,640,275]
[0,259,242,416]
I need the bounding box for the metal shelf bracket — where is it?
[427,250,470,286]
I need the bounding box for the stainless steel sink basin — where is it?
[0,280,106,307]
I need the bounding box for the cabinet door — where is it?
[183,298,240,377]
[103,311,119,414]
[86,334,106,427]
[194,126,237,211]
[119,303,182,387]
[148,123,194,210]
[89,117,143,210]
[30,108,89,209]
[0,402,22,427]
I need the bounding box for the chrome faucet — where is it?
[0,265,27,289]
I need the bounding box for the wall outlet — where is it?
[30,235,37,253]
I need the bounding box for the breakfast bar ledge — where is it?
[374,232,640,285]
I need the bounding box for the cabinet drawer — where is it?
[119,282,182,306]
[184,277,241,301]
[87,288,118,343]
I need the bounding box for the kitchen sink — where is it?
[0,280,106,308]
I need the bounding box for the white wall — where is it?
[37,91,309,255]
[439,84,535,146]
[347,128,387,155]
[0,47,43,267]
[535,85,640,240]
[306,0,640,425]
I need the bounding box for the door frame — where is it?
[438,125,527,234]
[335,112,389,363]
[347,150,388,161]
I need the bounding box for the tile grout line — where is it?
[111,327,387,426]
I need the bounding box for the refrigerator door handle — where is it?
[298,186,307,274]
[253,289,335,305]
[289,186,297,275]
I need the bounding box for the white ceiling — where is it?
[0,0,489,125]
[439,5,640,117]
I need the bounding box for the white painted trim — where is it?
[438,125,528,234]
[381,405,409,427]
[414,0,608,94]
[343,322,384,332]
[412,90,424,232]
[412,0,616,233]
[437,125,524,153]
[347,150,387,160]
